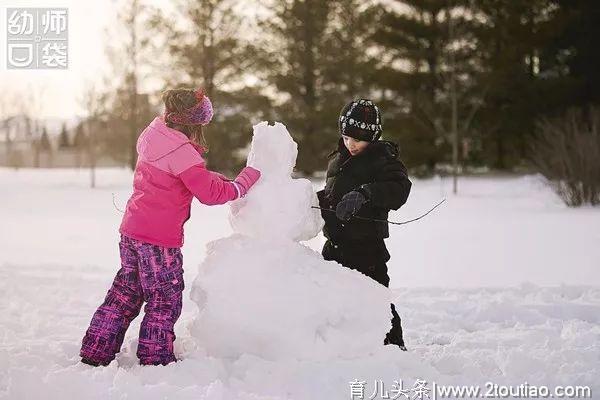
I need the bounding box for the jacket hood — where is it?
[137,116,196,162]
[368,140,399,159]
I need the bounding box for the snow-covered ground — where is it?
[1,167,599,399]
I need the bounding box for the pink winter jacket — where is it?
[119,116,245,248]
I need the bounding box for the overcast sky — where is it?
[0,1,115,120]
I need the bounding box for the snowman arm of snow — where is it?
[178,164,239,205]
[359,159,412,211]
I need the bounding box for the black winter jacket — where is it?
[317,138,412,242]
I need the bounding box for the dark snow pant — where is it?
[80,235,184,366]
[322,239,405,348]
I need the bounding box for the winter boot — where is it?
[384,303,407,351]
[80,357,110,367]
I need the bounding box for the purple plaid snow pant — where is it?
[80,235,184,366]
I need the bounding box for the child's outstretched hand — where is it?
[336,189,369,221]
[233,166,261,198]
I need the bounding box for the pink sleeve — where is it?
[168,144,205,175]
[178,164,241,205]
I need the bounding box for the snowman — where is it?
[189,122,392,361]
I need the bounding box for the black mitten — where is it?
[335,190,368,221]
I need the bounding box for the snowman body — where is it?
[190,122,391,361]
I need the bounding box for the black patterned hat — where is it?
[338,99,383,142]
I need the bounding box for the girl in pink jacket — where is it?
[79,88,260,366]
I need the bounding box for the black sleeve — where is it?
[361,159,412,210]
[316,189,326,207]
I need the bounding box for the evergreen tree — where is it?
[39,126,51,151]
[258,0,379,174]
[372,0,480,173]
[256,0,335,174]
[322,0,379,99]
[545,0,600,108]
[150,0,271,173]
[58,122,70,149]
[472,0,562,169]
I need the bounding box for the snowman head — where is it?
[246,122,297,180]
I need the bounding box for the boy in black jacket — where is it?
[317,99,412,350]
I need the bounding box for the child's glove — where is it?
[233,166,261,198]
[335,187,370,221]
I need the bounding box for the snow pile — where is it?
[1,167,600,399]
[189,122,392,361]
[2,263,599,400]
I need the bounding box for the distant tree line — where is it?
[83,0,598,201]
